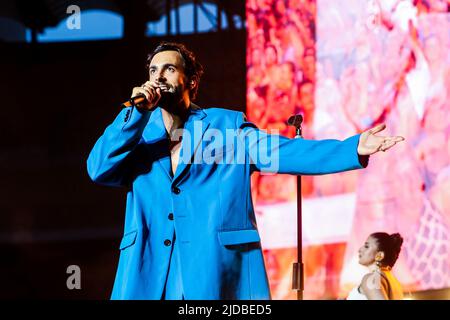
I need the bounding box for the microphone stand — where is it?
[288,115,304,300]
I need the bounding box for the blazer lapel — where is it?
[173,104,209,183]
[141,107,172,179]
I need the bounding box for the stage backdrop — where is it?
[246,0,450,299]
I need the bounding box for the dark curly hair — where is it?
[146,42,204,100]
[371,232,404,268]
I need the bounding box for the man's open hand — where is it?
[357,124,405,155]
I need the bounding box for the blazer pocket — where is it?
[119,230,138,250]
[218,229,261,246]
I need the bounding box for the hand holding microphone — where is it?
[122,81,162,110]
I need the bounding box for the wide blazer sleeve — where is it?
[236,112,368,175]
[86,107,153,187]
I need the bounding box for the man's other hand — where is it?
[357,124,405,156]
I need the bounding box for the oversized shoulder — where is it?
[201,107,249,129]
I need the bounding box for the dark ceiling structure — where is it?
[0,0,245,42]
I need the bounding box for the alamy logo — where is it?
[66,265,81,290]
[169,122,281,174]
[66,5,81,30]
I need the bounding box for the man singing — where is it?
[87,42,404,300]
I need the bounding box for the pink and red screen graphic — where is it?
[246,0,450,299]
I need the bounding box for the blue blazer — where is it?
[87,105,367,299]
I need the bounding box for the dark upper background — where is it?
[0,0,245,299]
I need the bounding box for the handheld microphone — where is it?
[287,114,304,138]
[121,94,147,108]
[287,114,303,127]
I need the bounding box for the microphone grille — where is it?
[287,114,304,127]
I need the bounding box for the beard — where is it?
[158,91,176,106]
[158,84,186,112]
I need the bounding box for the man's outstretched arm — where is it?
[236,113,404,175]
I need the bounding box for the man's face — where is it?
[149,50,190,103]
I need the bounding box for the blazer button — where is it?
[168,213,174,220]
[172,187,180,194]
[164,239,172,246]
